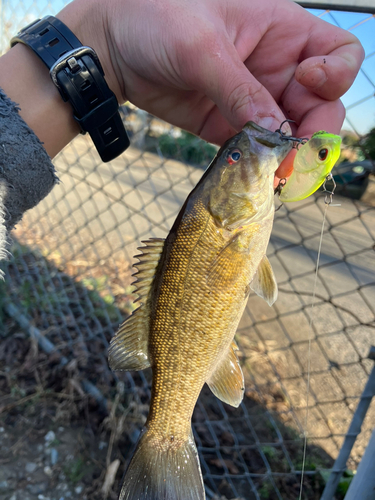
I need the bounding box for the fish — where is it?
[108,121,292,500]
[279,131,342,202]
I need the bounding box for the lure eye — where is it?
[318,148,328,161]
[227,149,242,165]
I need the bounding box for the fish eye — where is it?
[318,148,328,161]
[227,148,242,165]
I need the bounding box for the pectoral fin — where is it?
[206,232,253,290]
[250,255,278,306]
[207,341,244,407]
[108,239,164,371]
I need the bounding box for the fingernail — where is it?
[256,116,279,132]
[257,116,292,135]
[300,68,327,89]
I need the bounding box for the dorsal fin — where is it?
[207,340,244,407]
[250,254,278,306]
[108,238,164,371]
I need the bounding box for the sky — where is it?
[307,9,375,136]
[0,1,374,136]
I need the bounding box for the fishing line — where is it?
[298,175,339,500]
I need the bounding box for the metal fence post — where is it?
[0,0,3,53]
[320,347,375,500]
[344,428,375,500]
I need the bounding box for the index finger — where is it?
[275,90,345,181]
[295,22,364,101]
[281,77,346,138]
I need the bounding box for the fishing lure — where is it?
[279,131,342,202]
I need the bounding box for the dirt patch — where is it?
[0,317,144,500]
[0,313,335,500]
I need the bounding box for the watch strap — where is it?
[11,16,130,162]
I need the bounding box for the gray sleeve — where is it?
[0,87,58,257]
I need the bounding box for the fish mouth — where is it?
[243,121,293,162]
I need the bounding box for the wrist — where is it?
[56,0,125,104]
[0,42,80,158]
[1,1,112,157]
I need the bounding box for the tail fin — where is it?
[119,427,205,500]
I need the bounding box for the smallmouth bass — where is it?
[279,131,341,202]
[109,122,292,500]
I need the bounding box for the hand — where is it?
[105,1,362,141]
[57,0,363,177]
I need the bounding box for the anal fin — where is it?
[108,238,164,371]
[207,341,244,408]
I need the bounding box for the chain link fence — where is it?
[1,3,375,500]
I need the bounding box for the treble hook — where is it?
[274,178,287,196]
[274,178,287,212]
[275,119,309,149]
[275,119,297,136]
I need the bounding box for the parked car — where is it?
[324,160,374,200]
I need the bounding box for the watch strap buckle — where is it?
[49,47,104,91]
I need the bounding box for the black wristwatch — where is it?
[11,16,130,163]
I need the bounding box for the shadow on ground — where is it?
[0,240,336,500]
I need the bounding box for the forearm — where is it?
[0,44,78,158]
[0,0,122,159]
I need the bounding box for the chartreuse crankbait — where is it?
[279,131,342,202]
